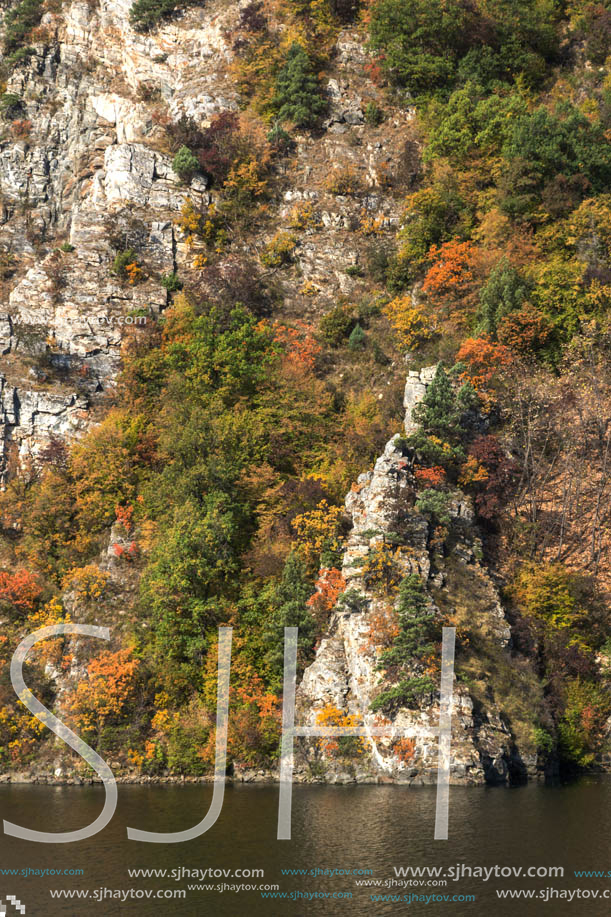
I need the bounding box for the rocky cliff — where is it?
[295,370,535,785]
[0,0,413,474]
[1,0,608,784]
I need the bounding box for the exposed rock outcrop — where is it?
[295,374,522,785]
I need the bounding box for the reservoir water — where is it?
[0,778,609,914]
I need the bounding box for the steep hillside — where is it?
[0,0,609,783]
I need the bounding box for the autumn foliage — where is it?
[456,336,513,404]
[306,567,346,627]
[0,570,42,615]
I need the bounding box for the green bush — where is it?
[499,104,611,222]
[172,146,200,183]
[319,303,356,346]
[348,323,366,350]
[272,44,327,128]
[3,0,43,54]
[415,489,452,526]
[263,553,316,680]
[371,574,438,714]
[476,260,531,336]
[0,94,24,120]
[129,0,188,31]
[112,249,140,279]
[267,122,292,153]
[406,364,477,468]
[369,0,474,92]
[161,272,182,292]
[364,101,384,125]
[369,0,558,93]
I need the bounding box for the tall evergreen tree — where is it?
[406,364,477,467]
[371,574,438,714]
[264,552,316,678]
[272,44,327,128]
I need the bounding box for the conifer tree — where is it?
[264,552,316,677]
[371,574,438,713]
[272,44,327,128]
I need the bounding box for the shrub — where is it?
[260,233,298,268]
[371,574,438,714]
[0,94,24,121]
[267,122,292,153]
[362,543,403,593]
[161,272,182,292]
[406,364,477,467]
[172,145,200,183]
[369,0,474,91]
[499,105,611,222]
[3,0,43,54]
[415,489,452,526]
[364,101,384,125]
[112,249,143,283]
[476,260,531,336]
[129,0,192,32]
[315,704,366,758]
[382,296,432,351]
[0,569,42,617]
[263,552,316,678]
[272,43,327,128]
[348,323,366,350]
[368,0,558,93]
[557,679,611,768]
[319,303,356,345]
[324,166,364,195]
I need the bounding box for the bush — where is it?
[499,105,611,222]
[129,0,191,31]
[161,272,182,292]
[267,122,292,153]
[324,166,364,195]
[272,43,327,128]
[260,233,297,268]
[348,323,366,350]
[370,574,438,714]
[368,0,558,93]
[319,303,356,345]
[383,296,432,351]
[558,679,611,768]
[112,249,143,284]
[476,260,531,336]
[0,94,24,121]
[364,101,385,125]
[415,489,452,526]
[172,146,200,183]
[3,0,43,54]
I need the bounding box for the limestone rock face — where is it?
[0,0,235,474]
[0,0,418,475]
[403,365,438,434]
[295,428,517,785]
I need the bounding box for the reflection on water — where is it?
[0,778,609,915]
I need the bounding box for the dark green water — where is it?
[0,778,609,915]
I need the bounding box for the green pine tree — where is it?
[172,145,199,183]
[412,364,459,439]
[476,259,530,336]
[348,323,366,350]
[371,574,438,714]
[272,44,327,129]
[406,363,477,467]
[264,552,316,679]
